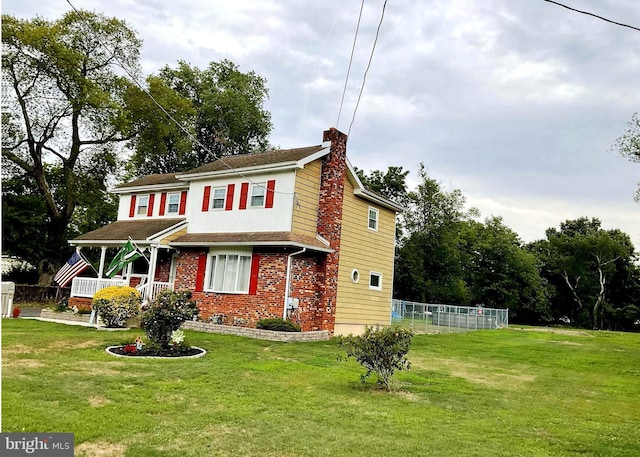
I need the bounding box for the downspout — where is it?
[283,248,306,320]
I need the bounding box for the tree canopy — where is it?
[614,112,640,202]
[126,60,273,177]
[1,10,140,282]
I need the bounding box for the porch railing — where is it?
[70,277,173,302]
[70,277,127,298]
[137,281,173,302]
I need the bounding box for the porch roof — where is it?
[71,219,186,247]
[171,231,334,253]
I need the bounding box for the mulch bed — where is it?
[107,345,205,357]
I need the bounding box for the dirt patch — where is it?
[393,390,420,401]
[2,344,48,356]
[75,440,126,457]
[2,339,102,356]
[61,360,129,377]
[88,395,111,407]
[2,359,46,370]
[413,356,535,389]
[547,340,583,346]
[512,327,593,337]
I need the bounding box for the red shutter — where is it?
[159,193,167,216]
[129,195,137,218]
[265,180,276,208]
[225,184,235,211]
[239,183,249,210]
[147,194,155,217]
[201,186,211,212]
[249,253,260,295]
[179,191,187,215]
[194,253,207,292]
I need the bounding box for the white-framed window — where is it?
[167,193,180,214]
[211,187,226,210]
[250,183,266,207]
[369,271,382,290]
[205,248,252,293]
[368,207,379,231]
[136,195,149,216]
[351,269,360,283]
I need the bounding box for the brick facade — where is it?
[175,248,328,331]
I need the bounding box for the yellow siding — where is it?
[335,178,396,331]
[291,160,322,237]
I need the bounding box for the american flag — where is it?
[53,252,91,288]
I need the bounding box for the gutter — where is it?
[283,247,306,320]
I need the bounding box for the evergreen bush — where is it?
[338,324,413,390]
[92,286,141,328]
[256,318,301,332]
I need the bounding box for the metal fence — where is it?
[391,299,508,333]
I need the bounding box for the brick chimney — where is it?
[316,127,348,333]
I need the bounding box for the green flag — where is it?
[106,240,143,278]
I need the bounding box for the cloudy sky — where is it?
[4,0,640,246]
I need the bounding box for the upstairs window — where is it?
[369,271,382,290]
[250,183,266,207]
[212,187,226,210]
[167,193,180,214]
[368,207,379,231]
[136,196,149,216]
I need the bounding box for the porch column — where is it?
[125,261,134,286]
[98,246,107,278]
[147,243,159,301]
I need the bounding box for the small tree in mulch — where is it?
[140,289,198,349]
[92,286,141,328]
[338,324,413,390]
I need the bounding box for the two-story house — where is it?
[69,128,403,335]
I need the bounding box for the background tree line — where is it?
[2,10,639,332]
[357,166,640,331]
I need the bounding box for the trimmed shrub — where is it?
[338,324,413,390]
[256,318,301,332]
[141,290,198,349]
[92,286,141,328]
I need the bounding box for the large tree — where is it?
[394,165,477,303]
[459,217,550,323]
[532,218,637,329]
[126,59,273,177]
[614,112,640,202]
[1,11,141,282]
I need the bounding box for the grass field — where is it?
[2,319,639,456]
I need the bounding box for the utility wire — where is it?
[336,0,365,128]
[348,0,388,137]
[65,0,295,195]
[543,0,640,33]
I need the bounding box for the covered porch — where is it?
[70,219,187,303]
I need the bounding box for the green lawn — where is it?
[2,320,639,457]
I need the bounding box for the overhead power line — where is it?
[348,0,388,137]
[336,0,365,128]
[542,0,640,33]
